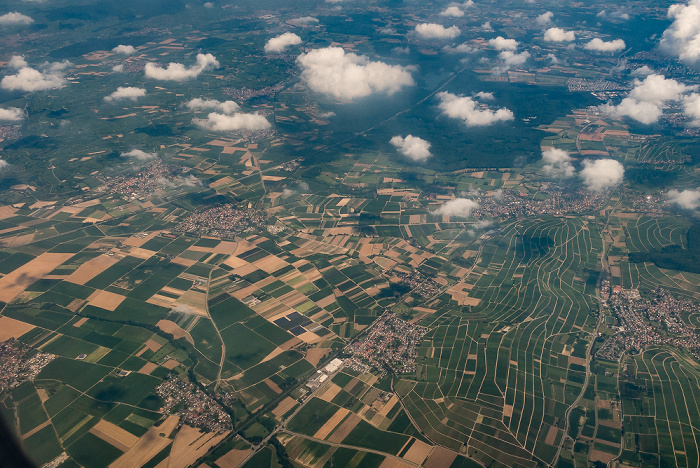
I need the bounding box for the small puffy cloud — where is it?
[603,74,697,124]
[443,43,477,54]
[7,55,27,69]
[0,12,33,25]
[440,6,464,17]
[193,112,271,132]
[1,66,66,92]
[0,160,9,171]
[684,93,700,125]
[544,27,575,42]
[437,91,514,127]
[144,53,219,81]
[264,32,302,53]
[475,91,494,100]
[297,47,414,100]
[489,36,518,51]
[481,21,493,32]
[541,148,574,177]
[112,64,124,73]
[432,198,479,218]
[415,23,460,40]
[547,53,559,64]
[0,107,24,121]
[319,111,335,118]
[186,98,239,114]
[597,10,630,21]
[204,2,214,7]
[390,135,432,162]
[584,38,626,52]
[666,189,700,210]
[112,45,136,55]
[660,0,700,66]
[289,16,319,26]
[536,11,553,25]
[104,86,146,102]
[499,50,530,67]
[579,159,624,191]
[123,149,157,161]
[631,65,654,76]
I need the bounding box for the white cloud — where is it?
[660,0,700,66]
[297,47,414,100]
[481,21,493,32]
[289,16,319,26]
[443,43,477,54]
[7,55,27,69]
[264,32,302,53]
[544,27,575,42]
[489,36,518,51]
[0,12,33,25]
[463,0,474,7]
[104,86,146,102]
[597,10,630,21]
[602,74,697,124]
[415,23,460,40]
[437,91,514,127]
[536,11,553,25]
[541,148,574,177]
[144,53,219,81]
[579,159,624,191]
[684,93,700,125]
[319,111,335,118]
[498,50,530,68]
[0,107,23,121]
[547,53,559,64]
[475,91,494,100]
[389,135,432,162]
[1,66,66,92]
[432,198,479,218]
[186,98,240,114]
[193,112,271,132]
[667,189,700,210]
[0,160,9,171]
[584,38,626,52]
[112,45,136,55]
[112,64,124,73]
[440,6,464,17]
[123,149,157,161]
[204,2,214,7]
[631,65,654,76]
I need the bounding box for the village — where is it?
[174,204,268,238]
[0,340,55,392]
[155,376,233,432]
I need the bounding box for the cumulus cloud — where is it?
[123,149,157,161]
[536,11,553,25]
[432,198,479,218]
[389,135,432,162]
[289,16,319,26]
[1,65,67,92]
[0,12,33,25]
[584,38,626,52]
[475,91,494,100]
[544,27,575,42]
[104,86,146,102]
[481,21,493,32]
[631,65,654,76]
[297,47,414,100]
[440,6,464,17]
[498,50,530,68]
[112,45,136,55]
[319,111,335,118]
[579,159,624,191]
[0,107,23,121]
[186,98,240,114]
[667,189,700,210]
[443,43,477,54]
[541,148,575,177]
[193,112,271,132]
[7,55,27,69]
[437,91,514,127]
[0,160,9,171]
[112,64,124,73]
[204,2,214,7]
[602,74,697,124]
[415,23,460,40]
[597,10,630,21]
[489,36,519,51]
[264,32,302,53]
[684,93,700,125]
[144,53,219,81]
[660,0,700,66]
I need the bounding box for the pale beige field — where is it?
[215,448,253,468]
[0,253,74,302]
[86,290,126,311]
[67,254,119,285]
[0,316,35,341]
[313,408,349,441]
[89,419,140,452]
[157,425,229,468]
[327,413,361,444]
[271,397,298,418]
[109,416,179,468]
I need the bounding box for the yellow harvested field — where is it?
[87,290,127,311]
[110,416,178,468]
[260,347,284,364]
[162,359,180,370]
[90,419,140,452]
[138,362,158,375]
[216,448,253,468]
[314,408,349,440]
[403,440,433,464]
[123,231,161,247]
[156,320,194,344]
[305,347,330,366]
[327,413,361,443]
[0,316,35,341]
[212,241,238,255]
[0,253,74,302]
[544,425,559,445]
[319,383,342,403]
[68,255,119,285]
[159,425,229,468]
[271,397,298,418]
[254,255,289,274]
[379,396,399,417]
